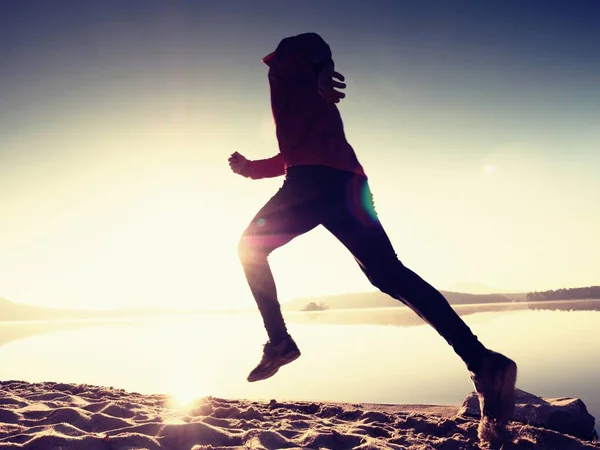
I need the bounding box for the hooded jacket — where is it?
[242,33,366,179]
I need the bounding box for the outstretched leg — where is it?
[323,175,517,443]
[323,177,487,370]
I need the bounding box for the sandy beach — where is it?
[0,381,597,449]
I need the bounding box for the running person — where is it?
[229,33,517,442]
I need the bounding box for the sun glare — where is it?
[167,380,206,409]
[482,164,497,175]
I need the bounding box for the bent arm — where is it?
[241,153,285,179]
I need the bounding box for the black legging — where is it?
[238,165,486,372]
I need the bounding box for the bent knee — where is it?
[237,235,271,263]
[237,236,254,261]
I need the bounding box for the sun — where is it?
[482,164,497,175]
[166,377,206,409]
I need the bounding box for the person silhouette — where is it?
[229,32,517,443]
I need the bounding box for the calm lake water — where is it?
[0,303,598,431]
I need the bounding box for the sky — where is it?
[1,1,598,310]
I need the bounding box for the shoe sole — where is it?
[247,351,301,383]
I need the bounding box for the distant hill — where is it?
[527,286,600,301]
[446,282,513,295]
[2,285,596,320]
[0,297,97,321]
[283,290,527,311]
[0,297,207,322]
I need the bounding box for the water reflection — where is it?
[0,304,598,432]
[1,298,596,346]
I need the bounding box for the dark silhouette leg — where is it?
[323,176,487,371]
[238,174,330,342]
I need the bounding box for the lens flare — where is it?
[360,183,378,222]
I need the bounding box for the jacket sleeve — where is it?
[275,33,333,71]
[241,153,285,179]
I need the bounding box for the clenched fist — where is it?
[229,151,250,175]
